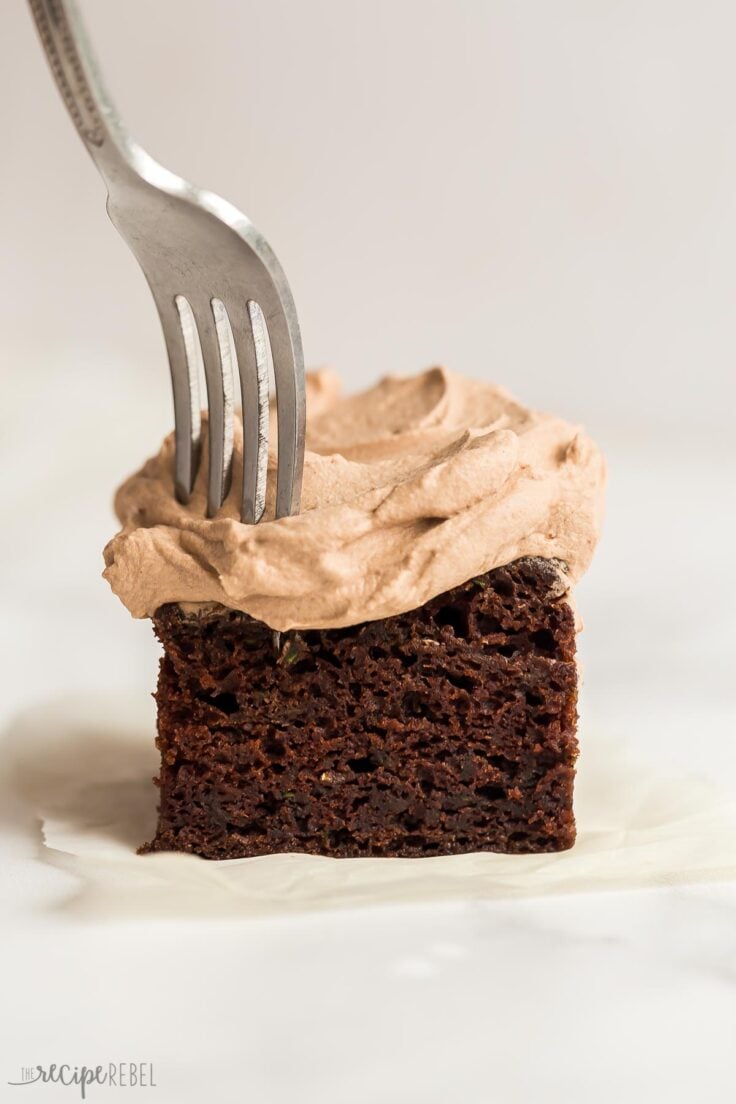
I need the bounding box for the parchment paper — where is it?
[4,694,735,918]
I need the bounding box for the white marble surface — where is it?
[1,355,735,1102]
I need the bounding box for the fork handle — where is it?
[28,0,136,184]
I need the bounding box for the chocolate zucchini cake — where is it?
[104,368,605,858]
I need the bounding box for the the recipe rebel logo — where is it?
[7,1063,157,1098]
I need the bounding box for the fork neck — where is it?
[28,0,141,187]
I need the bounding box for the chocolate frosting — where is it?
[103,368,605,630]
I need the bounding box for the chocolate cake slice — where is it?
[144,557,577,858]
[105,367,605,859]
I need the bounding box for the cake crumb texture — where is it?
[145,557,578,859]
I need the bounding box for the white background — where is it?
[2,0,735,428]
[1,3,735,1102]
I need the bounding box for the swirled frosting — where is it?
[103,368,605,631]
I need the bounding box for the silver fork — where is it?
[28,0,305,523]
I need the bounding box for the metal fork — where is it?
[28,0,305,523]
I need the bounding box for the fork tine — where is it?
[261,295,306,519]
[196,298,234,516]
[152,292,201,502]
[227,301,270,524]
